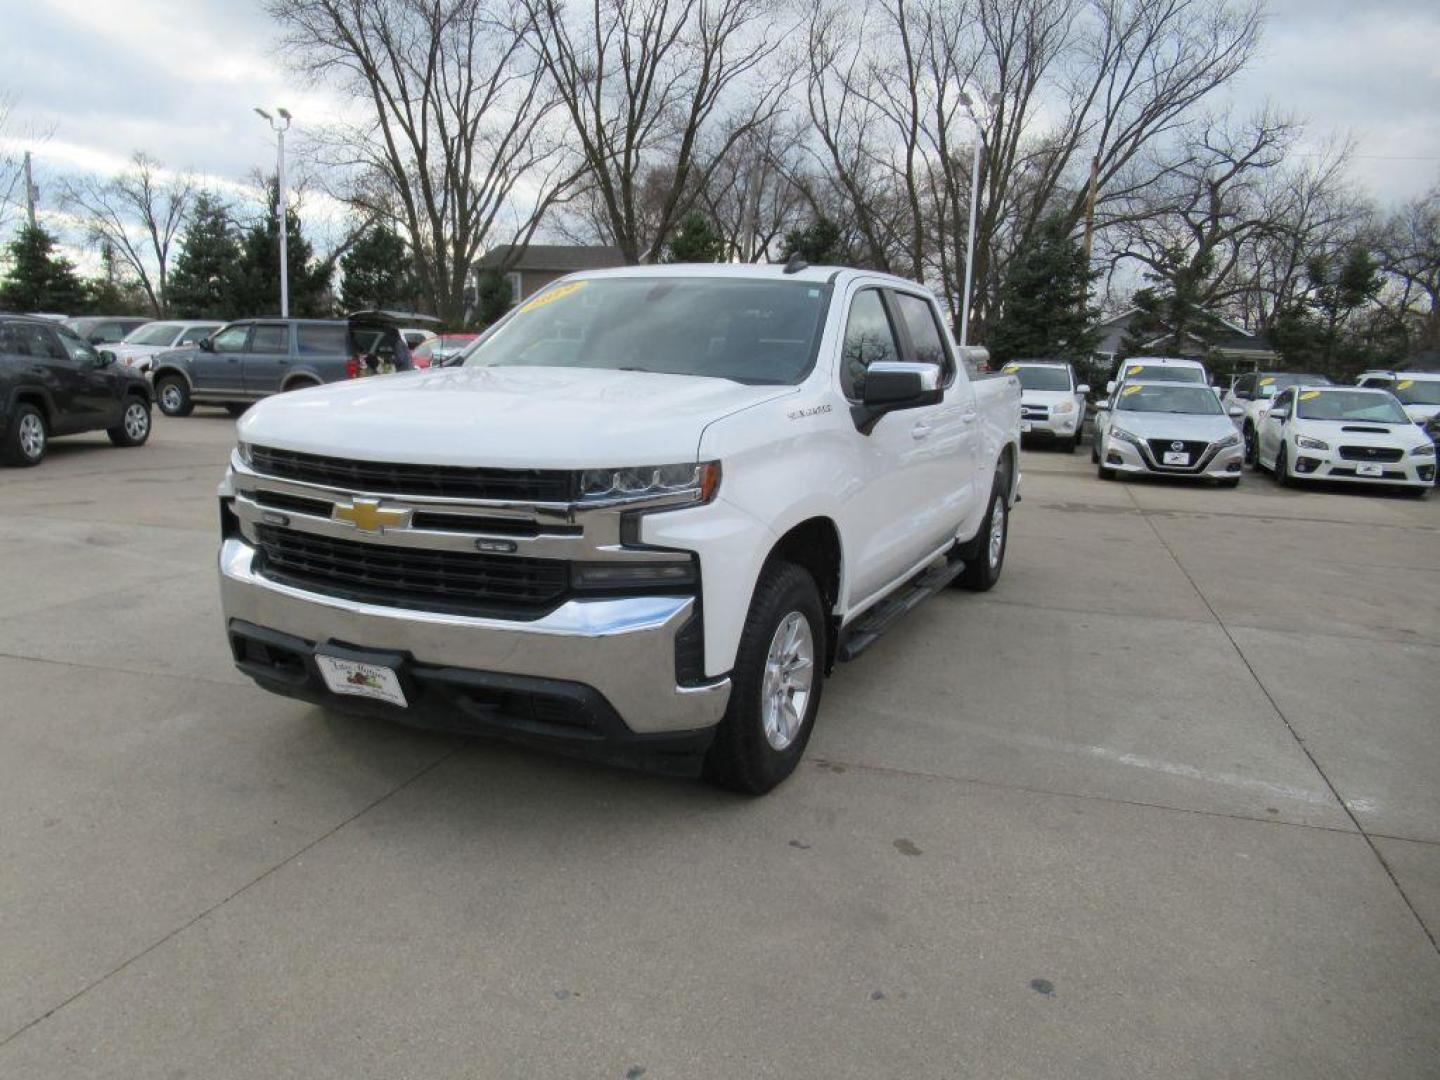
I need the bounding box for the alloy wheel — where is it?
[18,413,44,460]
[761,611,815,751]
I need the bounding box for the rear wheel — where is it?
[156,376,192,417]
[704,561,824,795]
[106,397,151,447]
[1068,429,1081,453]
[1242,422,1257,465]
[225,402,250,417]
[955,478,1009,592]
[2,403,47,466]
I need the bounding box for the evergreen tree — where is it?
[782,217,845,265]
[0,224,87,313]
[83,244,150,314]
[168,193,242,319]
[339,225,416,311]
[472,270,514,327]
[987,216,1099,362]
[663,211,726,263]
[1117,247,1217,360]
[1271,246,1388,378]
[230,180,333,316]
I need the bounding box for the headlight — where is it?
[1053,401,1075,414]
[1214,432,1240,449]
[235,442,254,467]
[1296,435,1329,451]
[1108,426,1140,444]
[1412,442,1436,457]
[578,461,721,505]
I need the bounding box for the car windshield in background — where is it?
[1297,390,1411,423]
[1116,383,1224,415]
[1257,373,1328,398]
[125,322,183,346]
[1120,364,1205,384]
[1011,366,1071,391]
[1391,378,1440,406]
[464,278,833,385]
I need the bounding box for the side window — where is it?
[55,329,100,365]
[1234,374,1254,398]
[249,324,290,353]
[891,292,954,381]
[1358,377,1391,389]
[23,325,69,361]
[211,325,251,353]
[1272,388,1293,414]
[840,290,900,400]
[297,324,350,355]
[0,326,24,356]
[178,326,214,345]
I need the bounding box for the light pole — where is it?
[957,92,999,348]
[255,107,292,317]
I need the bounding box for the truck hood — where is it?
[1109,410,1237,443]
[236,365,795,469]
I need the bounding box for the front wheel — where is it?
[1242,422,1257,465]
[1275,445,1294,488]
[107,397,151,447]
[225,402,250,418]
[704,561,825,795]
[156,376,193,417]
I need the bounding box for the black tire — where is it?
[956,477,1009,592]
[106,396,151,447]
[2,402,47,467]
[1097,462,1116,480]
[156,375,193,417]
[1401,485,1430,499]
[1242,422,1257,465]
[1275,445,1293,488]
[225,402,250,417]
[1090,435,1099,463]
[704,561,825,795]
[1068,430,1081,453]
[282,379,319,393]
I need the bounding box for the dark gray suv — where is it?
[151,319,354,417]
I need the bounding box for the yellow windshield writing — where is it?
[1299,390,1321,400]
[1121,384,1144,396]
[520,281,586,314]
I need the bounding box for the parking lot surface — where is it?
[2,416,1438,1078]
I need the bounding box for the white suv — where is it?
[1355,370,1440,426]
[1003,360,1089,452]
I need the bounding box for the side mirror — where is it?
[1105,380,1116,394]
[1227,405,1245,419]
[198,336,214,352]
[1076,383,1090,395]
[1094,401,1111,412]
[853,360,943,434]
[1269,410,1289,422]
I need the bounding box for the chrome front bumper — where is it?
[219,537,730,734]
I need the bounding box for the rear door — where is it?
[54,330,122,427]
[243,322,292,394]
[195,322,251,394]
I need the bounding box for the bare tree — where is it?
[523,0,794,263]
[61,152,196,316]
[697,116,810,261]
[1375,182,1440,353]
[268,0,579,321]
[0,92,57,237]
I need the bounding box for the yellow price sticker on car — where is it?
[1397,379,1414,390]
[1259,376,1276,385]
[1002,364,1019,373]
[1121,384,1144,396]
[1299,390,1321,400]
[1127,364,1144,375]
[520,281,586,313]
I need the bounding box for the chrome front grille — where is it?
[249,446,575,502]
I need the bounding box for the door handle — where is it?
[961,411,978,423]
[911,421,932,440]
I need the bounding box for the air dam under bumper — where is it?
[219,536,730,747]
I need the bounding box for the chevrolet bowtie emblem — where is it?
[332,497,411,534]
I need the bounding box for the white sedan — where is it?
[1256,385,1435,495]
[103,321,223,373]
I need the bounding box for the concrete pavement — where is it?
[1,414,1436,1078]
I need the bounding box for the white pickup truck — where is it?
[218,265,1021,793]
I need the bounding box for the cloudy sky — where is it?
[2,0,1437,248]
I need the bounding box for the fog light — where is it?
[571,560,696,590]
[1419,465,1435,483]
[1105,452,1123,465]
[1295,457,1320,474]
[1226,461,1241,472]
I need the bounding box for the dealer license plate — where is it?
[1356,462,1383,477]
[1163,451,1190,466]
[316,655,408,707]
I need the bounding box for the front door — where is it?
[53,330,121,426]
[1258,387,1293,466]
[243,322,292,394]
[196,323,251,394]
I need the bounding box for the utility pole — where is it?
[255,107,293,317]
[23,151,37,228]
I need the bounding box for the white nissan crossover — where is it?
[1256,385,1435,495]
[1094,381,1245,485]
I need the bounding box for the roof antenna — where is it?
[783,253,809,275]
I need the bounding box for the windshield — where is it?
[1391,377,1440,406]
[1297,390,1411,423]
[125,322,182,346]
[1009,365,1071,391]
[462,278,833,385]
[1116,383,1224,415]
[1256,373,1328,399]
[1120,363,1205,385]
